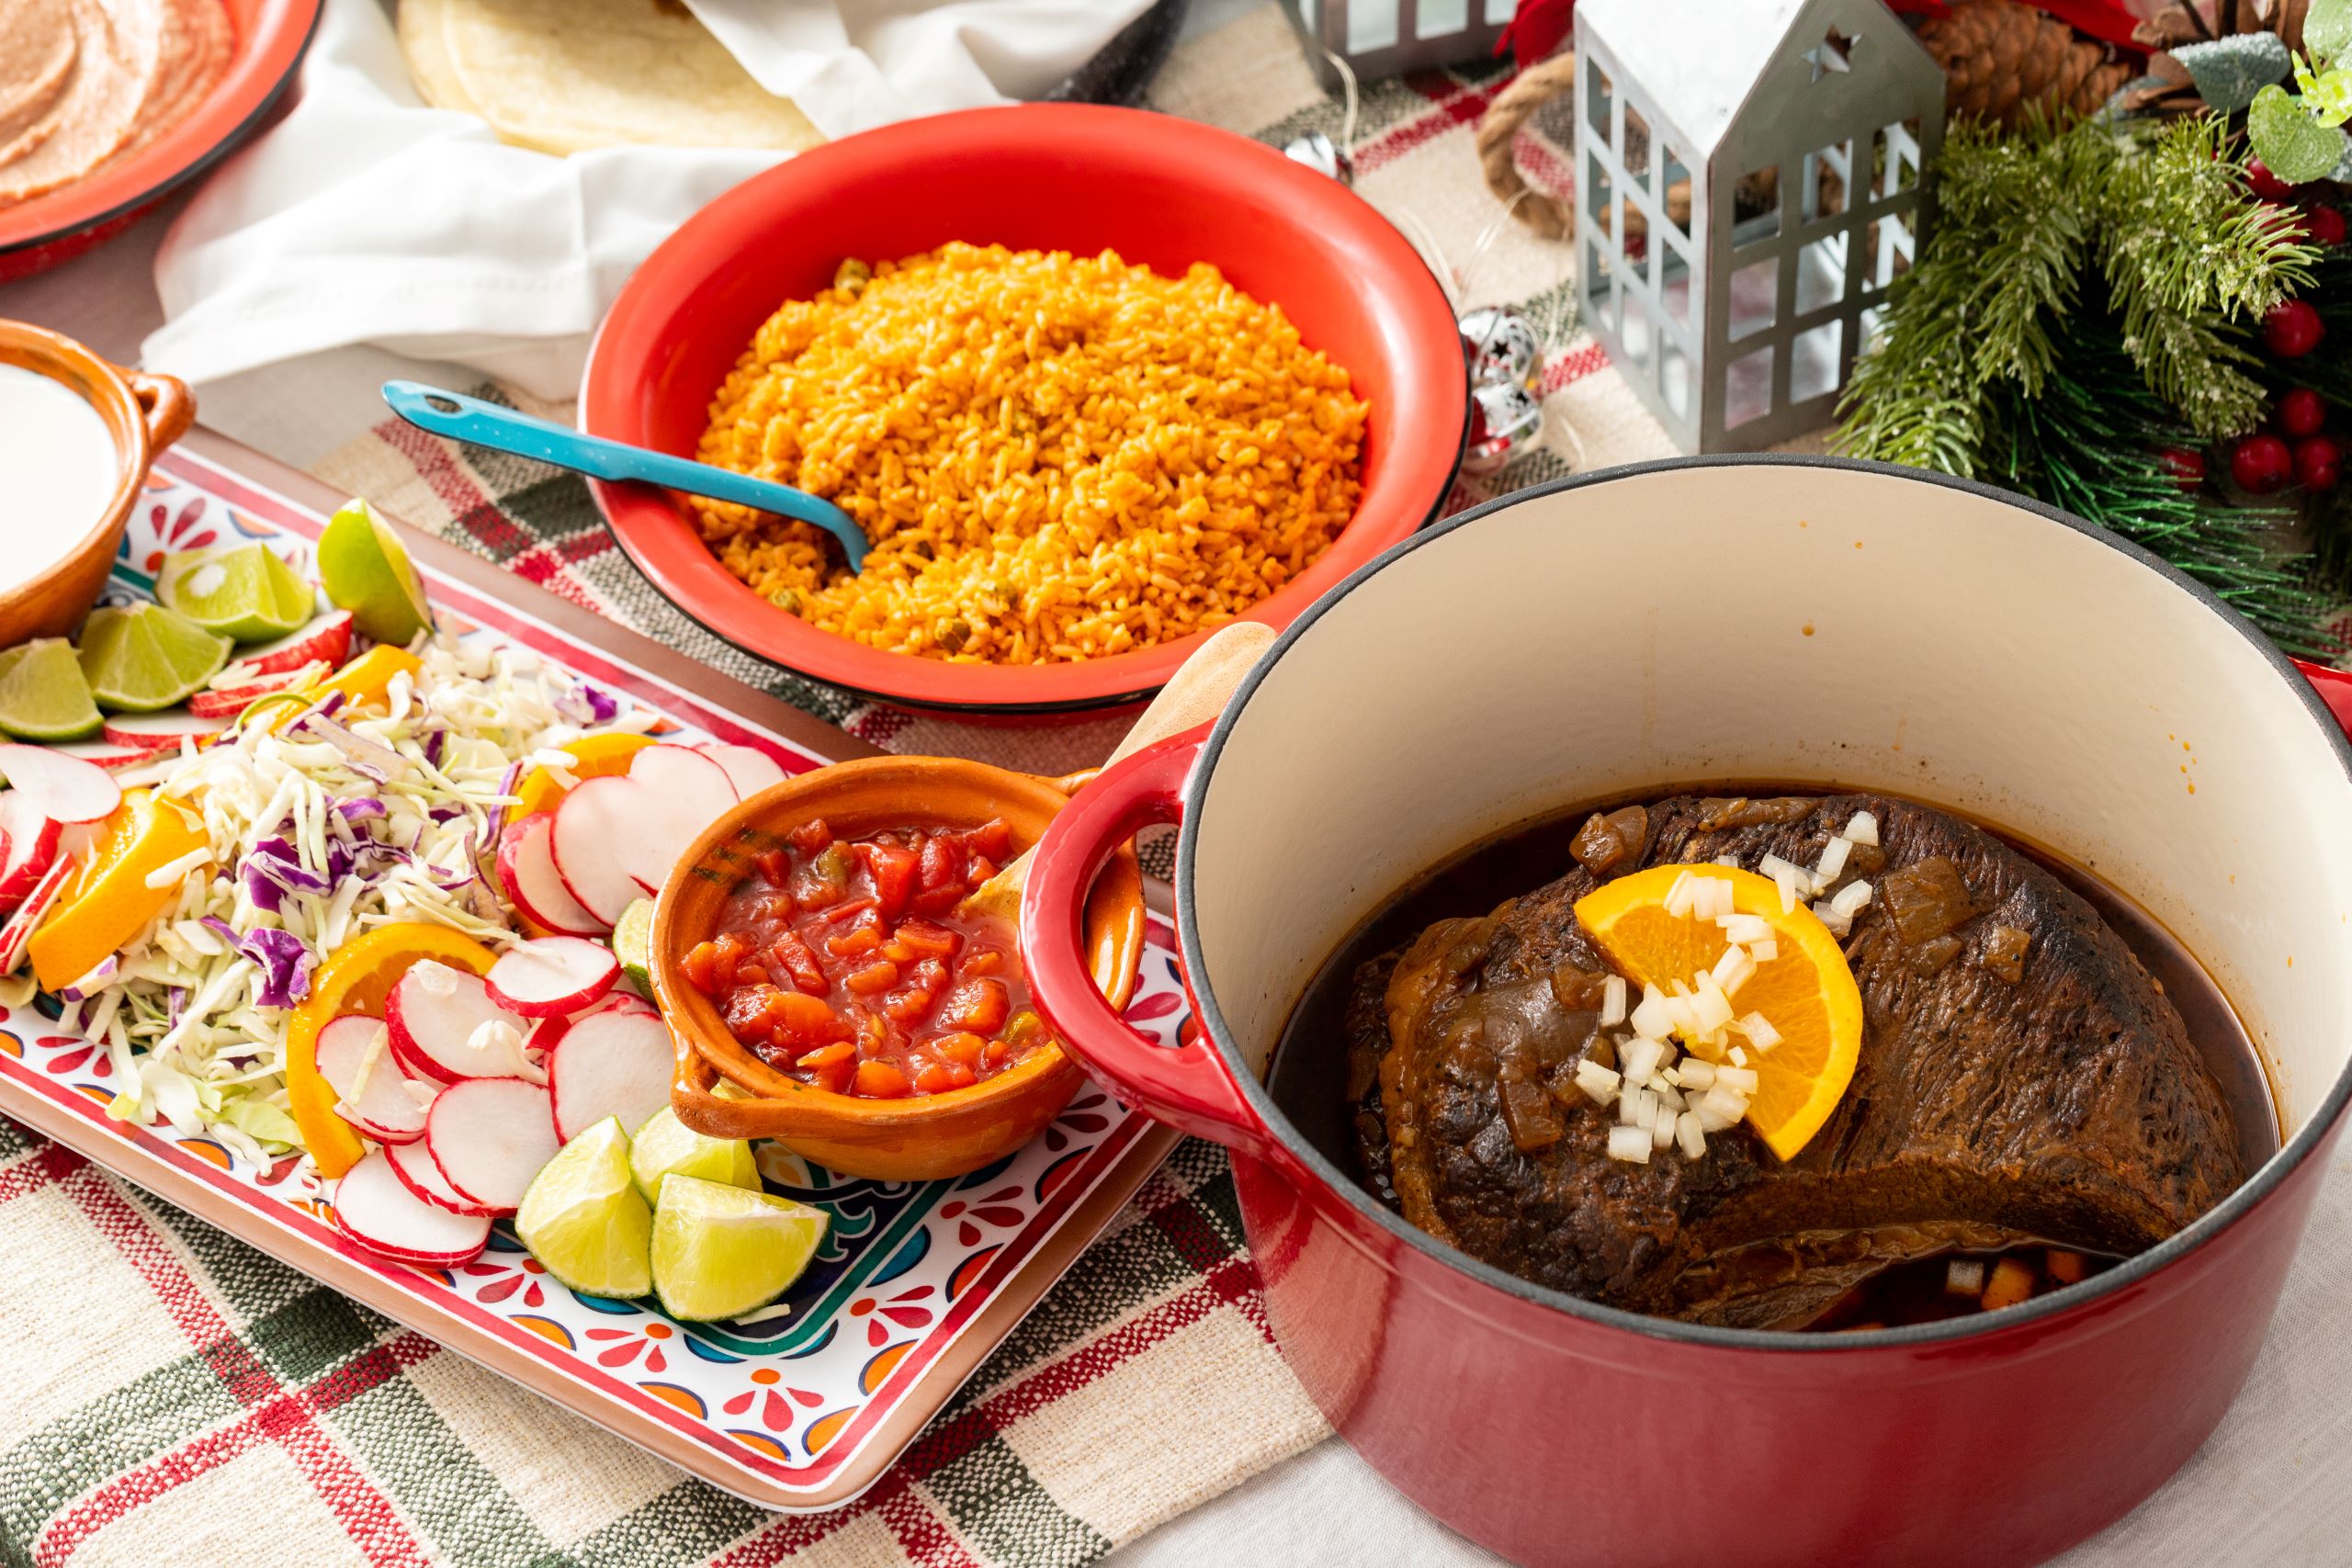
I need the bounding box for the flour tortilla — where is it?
[0,0,165,205]
[117,0,233,160]
[401,0,822,157]
[0,0,79,161]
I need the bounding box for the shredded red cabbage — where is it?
[238,928,314,1008]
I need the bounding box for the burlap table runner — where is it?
[3,9,1666,1564]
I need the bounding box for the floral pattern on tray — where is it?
[0,454,1193,1501]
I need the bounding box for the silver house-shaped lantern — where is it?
[1573,0,1944,452]
[1283,0,1517,92]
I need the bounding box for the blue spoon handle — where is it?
[381,380,867,571]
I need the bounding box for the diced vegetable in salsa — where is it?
[681,817,1048,1099]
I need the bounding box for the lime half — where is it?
[651,1175,827,1321]
[514,1115,652,1298]
[613,898,655,995]
[0,638,102,741]
[630,1105,759,1205]
[317,501,433,647]
[76,604,232,713]
[157,544,316,643]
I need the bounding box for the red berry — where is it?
[2156,446,2206,491]
[2297,434,2343,491]
[2279,387,2327,437]
[2266,299,2326,359]
[2233,433,2294,493]
[2247,157,2299,201]
[2307,205,2347,247]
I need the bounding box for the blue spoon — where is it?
[380,380,868,571]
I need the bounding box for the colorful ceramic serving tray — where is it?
[0,434,1186,1511]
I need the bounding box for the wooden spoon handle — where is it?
[1104,621,1276,769]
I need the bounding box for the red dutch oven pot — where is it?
[1020,457,2352,1568]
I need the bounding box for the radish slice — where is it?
[101,710,233,750]
[497,813,604,936]
[697,743,787,800]
[0,745,119,824]
[584,991,657,1018]
[426,1077,560,1213]
[486,936,618,1017]
[316,1015,427,1144]
[187,665,326,718]
[618,745,740,892]
[0,855,73,972]
[53,741,166,773]
[385,961,535,1083]
[549,1009,674,1143]
[334,1149,492,1264]
[550,774,648,925]
[385,1136,493,1216]
[0,792,62,908]
[230,612,354,677]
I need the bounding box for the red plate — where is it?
[0,0,323,280]
[581,103,1468,716]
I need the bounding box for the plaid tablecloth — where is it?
[4,8,1662,1565]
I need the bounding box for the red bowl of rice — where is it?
[581,103,1469,718]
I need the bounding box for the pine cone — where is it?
[2132,0,2303,117]
[1919,0,2137,129]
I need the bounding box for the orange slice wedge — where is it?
[28,790,209,992]
[1573,864,1862,1161]
[510,730,655,822]
[265,644,425,732]
[288,921,499,1178]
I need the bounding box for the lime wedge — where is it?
[0,638,102,741]
[630,1105,759,1204]
[613,898,655,995]
[317,501,433,647]
[76,604,232,713]
[651,1175,827,1321]
[514,1115,652,1298]
[155,544,316,643]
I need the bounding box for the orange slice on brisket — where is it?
[1574,864,1863,1162]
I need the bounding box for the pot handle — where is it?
[1023,724,1275,1160]
[125,368,193,452]
[2297,660,2352,743]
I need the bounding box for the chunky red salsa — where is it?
[681,817,1050,1099]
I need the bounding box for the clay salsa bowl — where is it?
[0,320,194,643]
[650,756,1144,1181]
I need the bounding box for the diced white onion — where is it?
[1663,870,1696,919]
[1748,939,1779,962]
[1600,975,1628,1027]
[1816,835,1852,882]
[1692,973,1736,1033]
[1946,1259,1986,1295]
[1766,861,1801,911]
[1575,1059,1622,1106]
[1812,899,1852,937]
[1831,880,1874,919]
[1728,1045,1749,1066]
[1675,1111,1707,1158]
[1843,811,1880,847]
[1630,986,1675,1042]
[1607,1125,1653,1163]
[1713,853,1741,867]
[1622,1036,1667,1089]
[1710,944,1756,998]
[1652,1080,1686,1112]
[1735,1012,1782,1050]
[1679,1058,1717,1089]
[1717,913,1773,945]
[1714,1066,1760,1094]
[1698,1082,1751,1130]
[1651,1111,1676,1148]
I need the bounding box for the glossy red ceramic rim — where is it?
[581,103,1468,715]
[0,0,323,254]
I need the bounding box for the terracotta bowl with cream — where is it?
[0,319,193,644]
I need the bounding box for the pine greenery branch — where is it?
[1944,117,2093,397]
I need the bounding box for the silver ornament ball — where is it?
[1282,130,1354,186]
[1459,305,1544,394]
[1462,380,1544,475]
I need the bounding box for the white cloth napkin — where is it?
[141,0,1147,400]
[684,0,1153,139]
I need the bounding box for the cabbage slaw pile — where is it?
[28,634,650,1167]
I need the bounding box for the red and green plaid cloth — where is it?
[6,7,1671,1562]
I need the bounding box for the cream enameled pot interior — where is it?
[1186,461,2352,1151]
